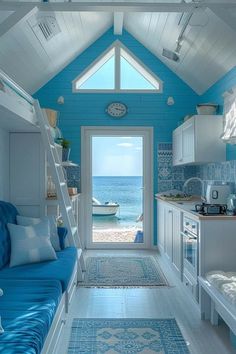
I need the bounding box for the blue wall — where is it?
[201,67,236,160]
[35,29,199,245]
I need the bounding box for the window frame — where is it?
[72,40,163,94]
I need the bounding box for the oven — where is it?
[181,216,199,300]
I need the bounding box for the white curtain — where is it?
[221,87,236,144]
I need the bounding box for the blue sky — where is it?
[92,136,143,176]
[80,54,154,90]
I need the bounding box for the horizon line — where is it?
[93,175,143,177]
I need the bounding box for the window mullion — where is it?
[115,45,120,91]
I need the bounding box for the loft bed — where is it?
[0,69,38,132]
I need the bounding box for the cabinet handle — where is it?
[168,210,173,213]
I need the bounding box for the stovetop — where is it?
[192,203,227,216]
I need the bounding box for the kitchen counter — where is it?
[155,196,236,220]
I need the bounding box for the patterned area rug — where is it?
[80,256,168,288]
[68,318,190,353]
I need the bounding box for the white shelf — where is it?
[61,161,79,167]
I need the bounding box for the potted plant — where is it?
[58,138,71,161]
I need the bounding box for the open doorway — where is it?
[81,127,153,249]
[92,136,143,243]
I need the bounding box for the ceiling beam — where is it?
[114,12,124,35]
[209,6,236,33]
[0,5,37,37]
[0,1,235,12]
[0,2,207,13]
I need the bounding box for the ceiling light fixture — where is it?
[162,1,196,62]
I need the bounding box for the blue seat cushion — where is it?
[0,201,18,269]
[0,279,62,354]
[0,247,77,292]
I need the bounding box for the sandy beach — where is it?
[93,228,141,243]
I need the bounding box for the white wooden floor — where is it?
[58,250,236,354]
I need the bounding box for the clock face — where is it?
[106,102,127,118]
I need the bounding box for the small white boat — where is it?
[92,197,119,216]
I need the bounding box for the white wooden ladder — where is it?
[34,100,85,280]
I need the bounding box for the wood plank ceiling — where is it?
[0,2,235,95]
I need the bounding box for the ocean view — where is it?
[92,176,143,230]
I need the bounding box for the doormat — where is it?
[68,318,190,353]
[80,256,169,288]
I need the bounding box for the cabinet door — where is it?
[157,201,165,252]
[182,120,195,163]
[164,207,173,261]
[173,127,182,166]
[10,133,45,216]
[172,208,181,276]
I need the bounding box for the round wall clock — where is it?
[106,102,127,118]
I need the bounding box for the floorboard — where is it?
[57,250,236,354]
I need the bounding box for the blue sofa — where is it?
[0,201,78,354]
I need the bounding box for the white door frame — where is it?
[80,126,153,249]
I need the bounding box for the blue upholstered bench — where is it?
[0,201,79,353]
[0,279,62,354]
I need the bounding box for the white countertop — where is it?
[155,196,236,220]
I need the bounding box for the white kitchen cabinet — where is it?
[157,201,165,252]
[173,115,225,166]
[157,200,181,277]
[164,207,173,261]
[173,127,182,165]
[172,208,182,275]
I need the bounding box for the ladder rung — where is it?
[71,227,77,236]
[50,144,55,149]
[55,163,60,167]
[66,206,72,212]
[60,182,66,187]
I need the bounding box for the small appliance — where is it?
[205,184,230,205]
[194,203,227,216]
[227,194,236,215]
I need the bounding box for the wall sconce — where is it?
[167,96,175,106]
[57,96,64,105]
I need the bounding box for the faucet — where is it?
[183,177,206,202]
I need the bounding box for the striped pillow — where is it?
[7,220,57,268]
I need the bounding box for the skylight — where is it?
[72,41,163,93]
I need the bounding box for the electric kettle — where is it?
[227,194,236,215]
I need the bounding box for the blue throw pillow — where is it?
[7,220,57,267]
[17,215,61,251]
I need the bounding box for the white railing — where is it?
[0,69,34,105]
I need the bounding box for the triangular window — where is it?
[73,41,163,93]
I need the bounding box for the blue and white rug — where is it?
[81,256,168,288]
[68,318,190,353]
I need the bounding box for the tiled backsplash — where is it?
[197,161,236,194]
[64,165,81,192]
[157,143,235,195]
[157,143,197,193]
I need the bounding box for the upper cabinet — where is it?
[173,115,225,166]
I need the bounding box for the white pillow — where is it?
[7,221,57,268]
[17,215,61,251]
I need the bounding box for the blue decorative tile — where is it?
[158,142,236,194]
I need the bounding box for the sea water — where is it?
[93,176,143,230]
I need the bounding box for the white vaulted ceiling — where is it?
[0,10,113,93]
[0,1,235,95]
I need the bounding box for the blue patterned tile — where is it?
[158,181,172,192]
[158,142,236,194]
